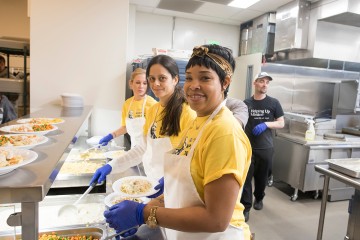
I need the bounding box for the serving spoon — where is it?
[101,226,138,240]
[57,181,97,217]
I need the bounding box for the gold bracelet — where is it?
[146,206,159,229]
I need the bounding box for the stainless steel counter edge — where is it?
[315,165,360,190]
[277,132,360,147]
[0,104,93,204]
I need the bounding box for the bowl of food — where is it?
[104,192,148,208]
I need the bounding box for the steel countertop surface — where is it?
[315,164,360,190]
[276,132,360,148]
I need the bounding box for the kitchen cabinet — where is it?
[273,132,358,201]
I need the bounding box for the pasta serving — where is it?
[120,178,152,195]
[0,149,23,167]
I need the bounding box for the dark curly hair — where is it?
[185,44,235,98]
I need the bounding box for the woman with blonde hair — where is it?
[98,68,157,147]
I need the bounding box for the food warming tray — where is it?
[326,158,360,178]
[0,225,104,239]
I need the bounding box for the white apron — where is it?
[142,106,172,180]
[164,102,245,240]
[125,96,147,148]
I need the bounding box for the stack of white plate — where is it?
[61,93,84,108]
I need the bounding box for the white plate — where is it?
[17,118,65,125]
[0,134,48,149]
[0,124,58,135]
[112,176,159,198]
[86,136,103,146]
[104,150,126,159]
[0,148,38,175]
[104,192,148,208]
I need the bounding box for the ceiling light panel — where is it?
[228,0,260,9]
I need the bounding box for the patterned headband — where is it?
[190,46,233,77]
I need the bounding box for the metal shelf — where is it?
[0,38,30,116]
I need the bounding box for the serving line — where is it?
[0,104,93,240]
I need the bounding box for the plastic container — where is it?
[305,120,315,141]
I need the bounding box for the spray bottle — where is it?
[305,119,316,141]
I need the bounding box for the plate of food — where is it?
[0,134,48,149]
[112,176,159,198]
[104,192,148,208]
[104,150,126,159]
[0,124,58,135]
[0,147,38,175]
[17,117,65,125]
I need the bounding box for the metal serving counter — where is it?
[0,104,93,240]
[315,165,360,240]
[273,132,359,201]
[0,193,165,240]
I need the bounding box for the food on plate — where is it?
[10,124,55,133]
[120,178,152,195]
[69,149,106,161]
[79,149,106,160]
[39,233,99,240]
[25,118,64,124]
[0,149,23,167]
[0,134,45,147]
[112,196,143,205]
[59,161,104,175]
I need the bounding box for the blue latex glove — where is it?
[99,133,113,146]
[116,228,138,238]
[89,164,112,185]
[104,200,145,234]
[148,177,164,198]
[252,123,268,136]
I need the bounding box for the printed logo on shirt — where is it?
[174,135,195,156]
[250,109,271,120]
[128,110,134,119]
[128,110,146,119]
[150,122,158,139]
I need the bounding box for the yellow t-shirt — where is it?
[121,95,157,127]
[143,102,196,147]
[177,107,252,238]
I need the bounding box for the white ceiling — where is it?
[130,0,299,26]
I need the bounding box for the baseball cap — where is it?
[255,72,273,81]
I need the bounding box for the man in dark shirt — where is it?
[241,72,284,222]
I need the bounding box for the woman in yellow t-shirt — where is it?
[103,45,252,240]
[91,55,196,182]
[98,68,157,147]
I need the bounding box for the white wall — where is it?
[174,18,240,56]
[132,11,240,58]
[231,53,262,100]
[0,0,30,71]
[133,12,173,57]
[30,0,129,136]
